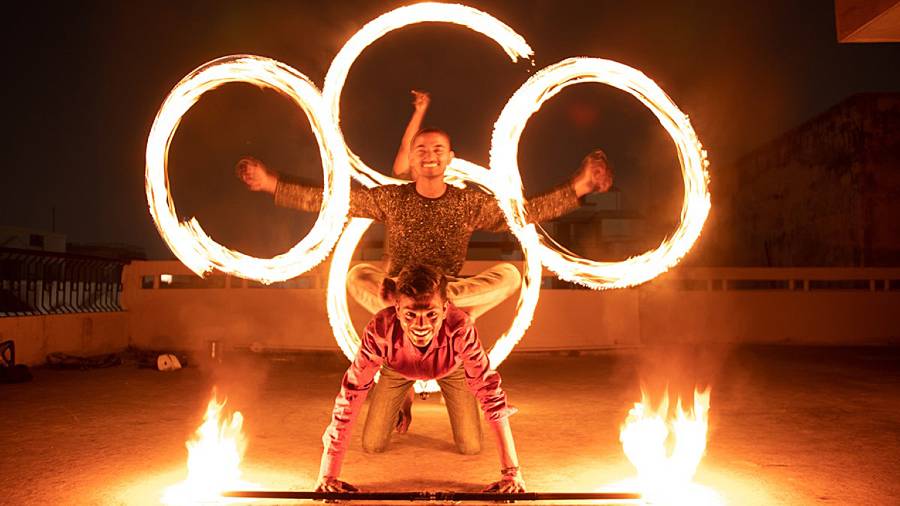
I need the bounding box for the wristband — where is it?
[500,466,520,478]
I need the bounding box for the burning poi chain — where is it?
[145,2,710,392]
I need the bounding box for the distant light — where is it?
[160,274,173,285]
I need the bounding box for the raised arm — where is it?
[392,90,430,179]
[235,156,388,221]
[472,149,614,232]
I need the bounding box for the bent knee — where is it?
[362,438,390,454]
[494,263,522,294]
[456,441,482,455]
[347,263,377,284]
[495,263,521,282]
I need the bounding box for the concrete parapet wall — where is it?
[4,261,899,365]
[120,261,900,354]
[0,312,129,365]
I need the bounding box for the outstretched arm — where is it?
[235,156,388,221]
[392,90,430,179]
[472,148,614,232]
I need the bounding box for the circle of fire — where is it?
[145,3,710,391]
[319,3,542,393]
[490,57,710,289]
[145,55,351,284]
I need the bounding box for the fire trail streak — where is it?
[490,57,710,290]
[145,2,709,392]
[145,56,351,284]
[319,2,541,393]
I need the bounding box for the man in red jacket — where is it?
[314,265,526,494]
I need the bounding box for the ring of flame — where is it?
[145,55,350,283]
[490,57,710,289]
[320,3,542,392]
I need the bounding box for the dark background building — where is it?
[705,93,900,266]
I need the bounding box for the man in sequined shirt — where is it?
[238,125,611,436]
[237,128,612,317]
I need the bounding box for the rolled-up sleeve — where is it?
[455,322,517,422]
[319,319,387,477]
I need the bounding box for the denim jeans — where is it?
[361,364,483,455]
[347,262,521,319]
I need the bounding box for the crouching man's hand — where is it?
[315,475,358,493]
[482,466,526,493]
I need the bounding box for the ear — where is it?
[448,150,455,161]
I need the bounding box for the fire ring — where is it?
[490,57,710,290]
[319,3,541,393]
[145,55,350,283]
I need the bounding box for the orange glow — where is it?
[619,388,722,505]
[162,390,256,504]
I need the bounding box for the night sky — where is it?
[4,1,899,260]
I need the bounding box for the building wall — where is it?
[0,312,129,365]
[713,93,900,266]
[0,226,67,253]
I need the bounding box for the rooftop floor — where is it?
[2,345,899,505]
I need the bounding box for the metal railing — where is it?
[0,248,128,317]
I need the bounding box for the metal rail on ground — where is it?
[223,490,642,502]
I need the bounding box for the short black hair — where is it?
[411,127,452,148]
[381,265,448,303]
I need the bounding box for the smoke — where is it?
[634,343,735,402]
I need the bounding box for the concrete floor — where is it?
[2,345,899,505]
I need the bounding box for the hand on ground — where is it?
[315,476,359,493]
[482,473,526,493]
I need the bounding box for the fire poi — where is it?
[145,1,711,502]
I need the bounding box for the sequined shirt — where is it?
[274,180,580,276]
[319,303,515,478]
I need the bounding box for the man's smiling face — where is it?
[396,292,449,349]
[409,131,453,180]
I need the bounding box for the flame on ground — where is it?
[162,391,256,504]
[619,388,722,505]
